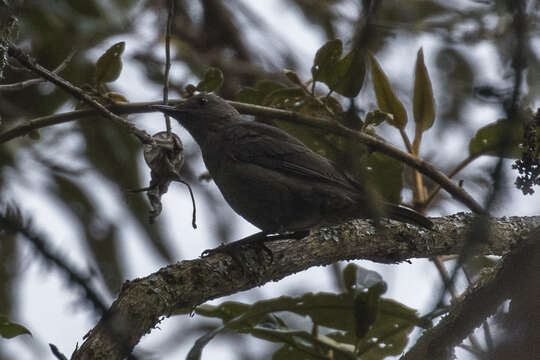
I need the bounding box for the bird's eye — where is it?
[199,97,208,106]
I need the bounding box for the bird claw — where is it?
[201,231,309,276]
[201,232,273,276]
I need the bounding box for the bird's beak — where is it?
[151,104,182,117]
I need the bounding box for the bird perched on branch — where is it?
[152,94,432,238]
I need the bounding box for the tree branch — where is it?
[0,99,485,214]
[402,225,540,360]
[421,153,480,211]
[0,101,160,143]
[0,49,76,91]
[6,44,158,145]
[72,214,539,360]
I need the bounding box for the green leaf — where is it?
[235,87,260,104]
[343,263,386,294]
[343,265,387,339]
[0,316,31,339]
[273,344,321,360]
[255,80,285,95]
[312,39,343,86]
[197,291,427,334]
[262,87,305,108]
[413,48,435,133]
[369,53,408,128]
[191,303,291,358]
[468,118,528,158]
[236,80,286,105]
[196,67,224,92]
[263,90,346,161]
[333,48,366,98]
[283,69,302,86]
[196,291,429,360]
[95,41,125,84]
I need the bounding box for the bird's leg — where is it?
[201,230,309,275]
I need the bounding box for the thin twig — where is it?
[432,257,458,299]
[411,131,427,206]
[297,80,335,117]
[0,49,76,92]
[457,344,485,358]
[6,44,158,145]
[177,178,197,229]
[482,321,494,354]
[422,154,480,210]
[163,0,174,135]
[399,128,413,154]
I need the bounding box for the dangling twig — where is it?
[163,0,175,135]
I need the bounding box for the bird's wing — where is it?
[223,122,358,190]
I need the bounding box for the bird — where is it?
[151,94,432,238]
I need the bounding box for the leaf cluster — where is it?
[187,264,430,360]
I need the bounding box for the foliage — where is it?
[95,41,125,85]
[0,316,31,339]
[0,1,539,359]
[188,265,429,360]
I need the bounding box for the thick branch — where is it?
[72,214,539,360]
[1,99,483,213]
[402,225,540,360]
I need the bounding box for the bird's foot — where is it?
[201,232,271,276]
[201,231,309,275]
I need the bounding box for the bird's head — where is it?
[151,94,239,144]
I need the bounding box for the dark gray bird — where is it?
[151,94,432,234]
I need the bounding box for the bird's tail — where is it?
[384,204,433,229]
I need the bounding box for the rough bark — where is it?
[72,213,540,360]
